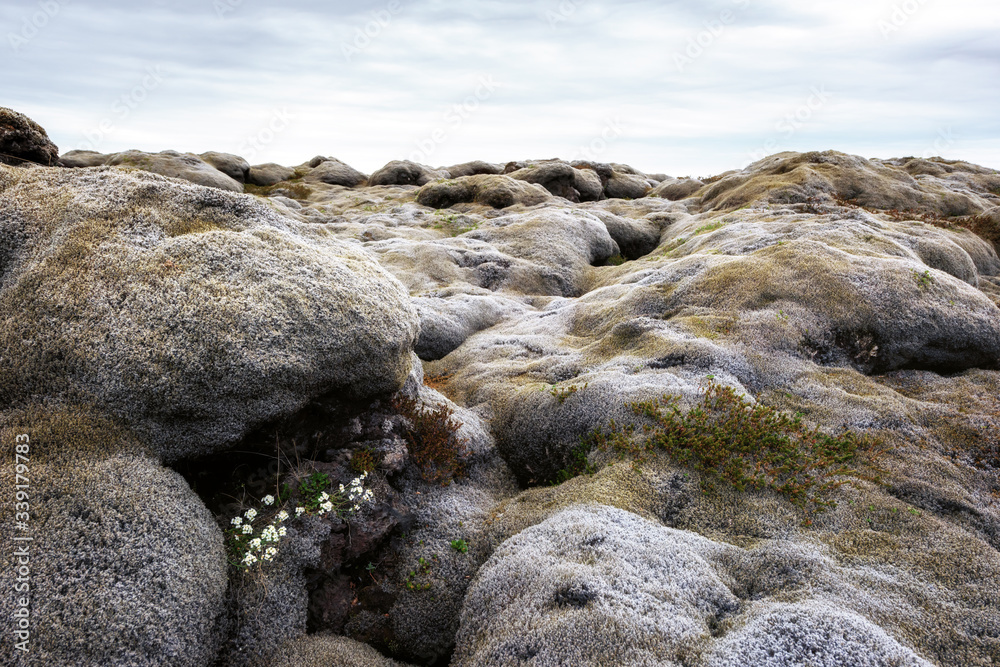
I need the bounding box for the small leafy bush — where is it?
[549,383,587,404]
[913,269,934,289]
[575,383,883,512]
[404,554,438,591]
[450,539,469,553]
[552,440,598,485]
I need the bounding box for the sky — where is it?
[2,0,999,177]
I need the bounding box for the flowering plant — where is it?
[226,471,375,569]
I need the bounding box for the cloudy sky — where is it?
[3,0,998,176]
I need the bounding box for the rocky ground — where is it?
[2,106,999,666]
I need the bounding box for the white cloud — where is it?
[2,0,997,175]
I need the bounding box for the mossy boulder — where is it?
[199,151,251,184]
[0,165,419,459]
[102,149,244,191]
[271,635,415,667]
[455,504,971,666]
[369,160,448,187]
[248,162,296,187]
[416,174,551,209]
[506,161,581,201]
[0,408,227,666]
[699,151,994,216]
[0,107,59,167]
[303,158,368,187]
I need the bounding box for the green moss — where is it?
[694,221,726,235]
[552,439,598,485]
[431,211,479,236]
[573,383,884,514]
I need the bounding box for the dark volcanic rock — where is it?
[0,107,59,166]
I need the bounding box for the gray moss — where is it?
[0,165,420,460]
[0,422,227,666]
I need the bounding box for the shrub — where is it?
[576,383,883,512]
[552,440,598,485]
[392,396,470,485]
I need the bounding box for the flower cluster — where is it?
[230,504,290,567]
[226,472,377,570]
[339,472,374,512]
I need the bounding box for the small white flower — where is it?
[244,508,257,522]
[231,516,243,527]
[364,490,374,501]
[318,492,330,502]
[352,504,360,512]
[249,538,262,550]
[338,484,345,493]
[276,510,289,522]
[262,495,275,506]
[278,526,287,537]
[351,477,361,487]
[242,524,253,535]
[295,507,306,517]
[320,501,334,513]
[264,547,278,561]
[243,553,257,566]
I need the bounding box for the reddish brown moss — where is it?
[350,447,379,475]
[392,396,469,485]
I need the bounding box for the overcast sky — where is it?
[3,0,998,176]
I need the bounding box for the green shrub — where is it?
[552,440,598,485]
[575,383,883,512]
